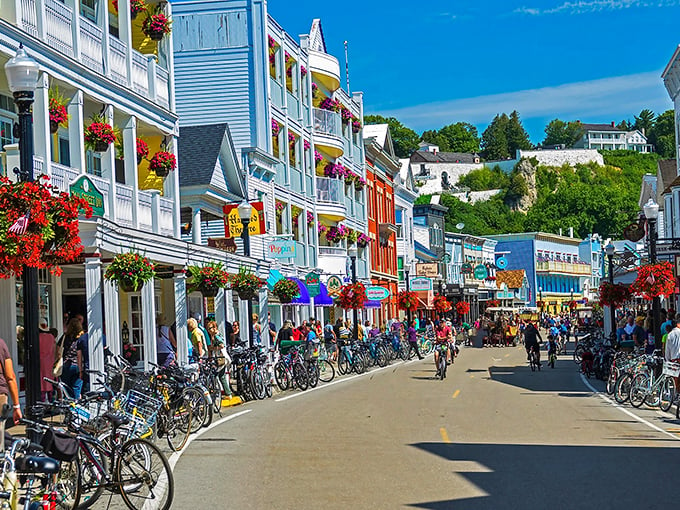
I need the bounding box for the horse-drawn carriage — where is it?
[483,307,520,347]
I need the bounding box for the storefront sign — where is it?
[208,237,237,253]
[365,286,390,301]
[223,201,266,238]
[267,239,295,259]
[474,264,488,280]
[416,263,439,277]
[461,263,473,275]
[70,175,104,216]
[306,272,320,298]
[409,277,432,291]
[496,256,508,269]
[327,275,342,296]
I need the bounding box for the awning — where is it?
[363,300,382,308]
[289,278,311,306]
[314,282,334,307]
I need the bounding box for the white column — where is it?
[70,1,81,60]
[103,105,117,220]
[150,190,161,234]
[85,257,105,386]
[103,277,121,357]
[673,189,680,238]
[258,287,270,349]
[174,272,188,365]
[52,275,64,337]
[141,278,156,371]
[169,134,181,239]
[0,277,18,365]
[225,289,235,322]
[123,116,139,228]
[35,0,46,38]
[214,289,226,337]
[118,0,132,86]
[192,208,202,244]
[239,299,250,345]
[33,73,51,177]
[68,91,85,173]
[98,0,110,79]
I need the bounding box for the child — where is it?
[547,334,558,369]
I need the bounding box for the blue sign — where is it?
[496,257,508,269]
[267,240,295,259]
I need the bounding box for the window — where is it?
[86,151,102,177]
[0,116,13,150]
[58,138,70,166]
[80,0,97,22]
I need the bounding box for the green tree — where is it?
[438,122,481,153]
[457,165,509,191]
[542,119,583,147]
[634,109,655,136]
[506,111,533,156]
[648,110,676,158]
[364,115,420,158]
[481,114,510,160]
[420,129,450,152]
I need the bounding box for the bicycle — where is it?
[629,357,677,412]
[529,345,540,372]
[435,344,448,380]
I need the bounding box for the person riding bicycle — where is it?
[434,321,453,370]
[523,321,543,366]
[547,335,558,368]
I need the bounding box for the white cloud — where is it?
[376,72,671,131]
[514,0,680,15]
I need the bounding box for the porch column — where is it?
[123,117,139,228]
[103,277,121,357]
[33,73,51,178]
[169,134,181,238]
[214,288,226,337]
[68,91,85,173]
[101,105,117,220]
[52,274,64,337]
[225,289,235,322]
[150,190,161,235]
[174,271,188,365]
[118,0,133,86]
[85,257,105,386]
[0,277,18,364]
[141,278,157,371]
[239,298,250,345]
[192,208,202,244]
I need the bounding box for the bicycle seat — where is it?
[15,455,60,474]
[103,411,131,428]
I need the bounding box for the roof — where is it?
[410,151,480,164]
[363,124,388,148]
[414,240,438,261]
[496,269,526,290]
[577,123,623,133]
[658,159,677,192]
[663,172,680,194]
[178,123,230,187]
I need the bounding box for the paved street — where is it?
[173,345,680,509]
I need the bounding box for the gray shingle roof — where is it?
[410,151,480,164]
[178,123,229,187]
[577,123,623,132]
[658,159,677,189]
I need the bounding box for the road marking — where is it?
[452,389,460,399]
[504,354,510,358]
[440,427,451,443]
[168,409,252,471]
[579,374,680,442]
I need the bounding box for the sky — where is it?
[269,0,679,144]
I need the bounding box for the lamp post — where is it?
[538,286,543,311]
[348,245,358,342]
[644,198,661,349]
[570,287,574,315]
[605,243,616,339]
[5,46,40,421]
[237,199,254,347]
[404,265,412,328]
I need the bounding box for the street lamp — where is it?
[605,243,616,339]
[237,199,254,347]
[404,264,412,328]
[570,287,574,314]
[348,245,358,342]
[538,286,543,311]
[5,46,40,421]
[644,198,661,349]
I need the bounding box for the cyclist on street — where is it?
[434,321,453,370]
[523,321,543,367]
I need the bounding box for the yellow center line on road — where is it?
[440,427,451,443]
[452,389,460,399]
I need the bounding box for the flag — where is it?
[8,211,29,236]
[646,272,655,286]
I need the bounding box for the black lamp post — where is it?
[539,286,543,311]
[570,287,574,314]
[644,198,661,349]
[348,246,358,341]
[5,46,40,420]
[237,199,254,347]
[605,243,616,339]
[404,265,411,327]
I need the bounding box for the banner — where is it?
[267,239,295,259]
[223,201,266,238]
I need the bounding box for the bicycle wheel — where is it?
[116,438,174,510]
[317,359,335,383]
[439,357,446,380]
[166,397,192,452]
[338,353,350,376]
[629,374,649,408]
[183,387,209,433]
[75,441,107,509]
[51,458,80,510]
[207,374,222,414]
[307,362,319,388]
[614,373,632,404]
[293,363,309,390]
[659,376,676,412]
[606,366,620,395]
[376,350,388,368]
[249,370,266,400]
[573,345,585,364]
[261,366,273,398]
[274,362,290,391]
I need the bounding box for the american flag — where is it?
[8,211,30,235]
[646,272,655,286]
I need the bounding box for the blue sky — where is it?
[269,0,678,144]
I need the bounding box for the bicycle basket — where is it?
[70,399,110,434]
[40,429,78,462]
[121,389,163,431]
[663,361,680,377]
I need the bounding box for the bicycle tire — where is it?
[52,458,80,510]
[317,359,335,383]
[307,362,319,388]
[207,374,222,414]
[116,438,174,510]
[183,387,208,433]
[659,376,676,412]
[614,373,632,403]
[338,354,350,376]
[293,363,309,390]
[274,362,290,391]
[260,366,273,398]
[606,366,619,395]
[197,386,214,428]
[573,345,585,365]
[165,397,192,452]
[75,440,107,509]
[353,353,367,374]
[629,373,648,408]
[376,350,388,367]
[250,370,267,399]
[439,357,446,380]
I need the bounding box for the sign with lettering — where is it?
[267,239,295,259]
[416,263,439,277]
[461,263,473,275]
[70,175,104,216]
[223,201,266,238]
[208,237,237,253]
[365,286,390,301]
[409,277,432,291]
[474,264,488,280]
[305,272,320,298]
[326,275,342,296]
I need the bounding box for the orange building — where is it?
[364,125,400,326]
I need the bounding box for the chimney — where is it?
[569,227,573,238]
[559,228,563,236]
[611,121,615,127]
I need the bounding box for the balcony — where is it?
[312,109,343,158]
[316,177,346,221]
[318,245,347,275]
[308,50,340,92]
[10,0,171,110]
[536,260,591,275]
[270,77,284,108]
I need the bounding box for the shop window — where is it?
[58,137,70,166]
[86,151,102,177]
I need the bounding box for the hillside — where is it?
[416,150,659,238]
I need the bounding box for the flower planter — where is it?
[278,295,293,304]
[131,11,138,20]
[237,289,256,301]
[120,281,142,293]
[201,287,219,298]
[149,31,164,41]
[93,140,110,152]
[154,167,169,178]
[137,154,144,165]
[49,120,59,134]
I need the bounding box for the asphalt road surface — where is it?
[172,344,680,509]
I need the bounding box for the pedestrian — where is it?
[632,316,647,352]
[665,318,680,389]
[407,320,423,360]
[0,335,21,450]
[206,320,233,399]
[267,312,277,347]
[231,321,241,346]
[187,318,206,359]
[277,320,294,350]
[38,319,55,402]
[323,323,337,361]
[156,315,177,368]
[60,317,86,399]
[252,313,263,345]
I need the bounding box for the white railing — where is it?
[159,196,174,236]
[155,66,170,109]
[319,246,346,256]
[32,156,44,176]
[89,174,110,216]
[49,162,79,193]
[131,51,149,95]
[316,176,345,204]
[20,0,38,37]
[79,16,103,73]
[287,92,300,119]
[270,78,284,107]
[313,109,342,138]
[108,35,128,85]
[45,0,74,57]
[138,190,153,230]
[290,167,303,194]
[115,184,133,227]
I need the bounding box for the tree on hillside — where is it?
[421,129,449,151]
[634,109,655,135]
[647,110,676,159]
[457,165,509,191]
[542,119,583,147]
[438,123,481,153]
[481,114,510,160]
[506,111,533,156]
[364,115,420,158]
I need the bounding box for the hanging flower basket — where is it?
[84,114,116,153]
[324,162,348,179]
[314,150,324,167]
[142,10,172,40]
[434,295,452,313]
[631,261,675,299]
[336,282,367,310]
[397,290,418,312]
[0,176,92,278]
[487,299,500,308]
[112,0,146,19]
[319,97,340,112]
[271,119,281,137]
[273,278,300,304]
[148,150,176,178]
[456,301,471,315]
[230,266,263,301]
[357,233,371,248]
[598,282,631,307]
[48,87,68,134]
[188,262,229,298]
[104,252,155,292]
[136,138,149,164]
[326,225,349,244]
[351,116,362,133]
[306,211,315,227]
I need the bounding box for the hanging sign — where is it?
[461,263,473,275]
[365,286,390,301]
[70,175,104,216]
[496,257,508,269]
[416,263,439,277]
[267,239,295,259]
[327,275,343,296]
[410,277,432,291]
[305,272,320,298]
[223,201,266,238]
[474,264,488,280]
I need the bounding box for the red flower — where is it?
[434,295,451,313]
[336,282,367,310]
[397,290,418,312]
[631,262,675,300]
[142,12,172,36]
[455,301,470,315]
[136,138,149,159]
[48,98,67,126]
[148,151,176,173]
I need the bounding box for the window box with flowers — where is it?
[273,278,300,304]
[307,211,315,228]
[351,116,362,134]
[188,262,230,298]
[84,114,116,153]
[104,252,155,293]
[142,8,172,41]
[148,150,176,178]
[319,97,340,112]
[229,266,263,301]
[324,162,348,179]
[48,87,68,134]
[397,290,418,312]
[112,0,146,20]
[325,224,349,244]
[487,299,500,308]
[357,233,371,248]
[336,282,367,310]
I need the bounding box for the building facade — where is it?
[572,123,653,153]
[395,158,417,288]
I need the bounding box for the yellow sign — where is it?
[223,202,266,238]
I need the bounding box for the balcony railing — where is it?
[536,260,591,275]
[316,176,345,204]
[108,35,128,85]
[46,0,73,57]
[270,78,284,108]
[80,16,103,74]
[319,246,346,256]
[313,109,342,138]
[287,92,300,119]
